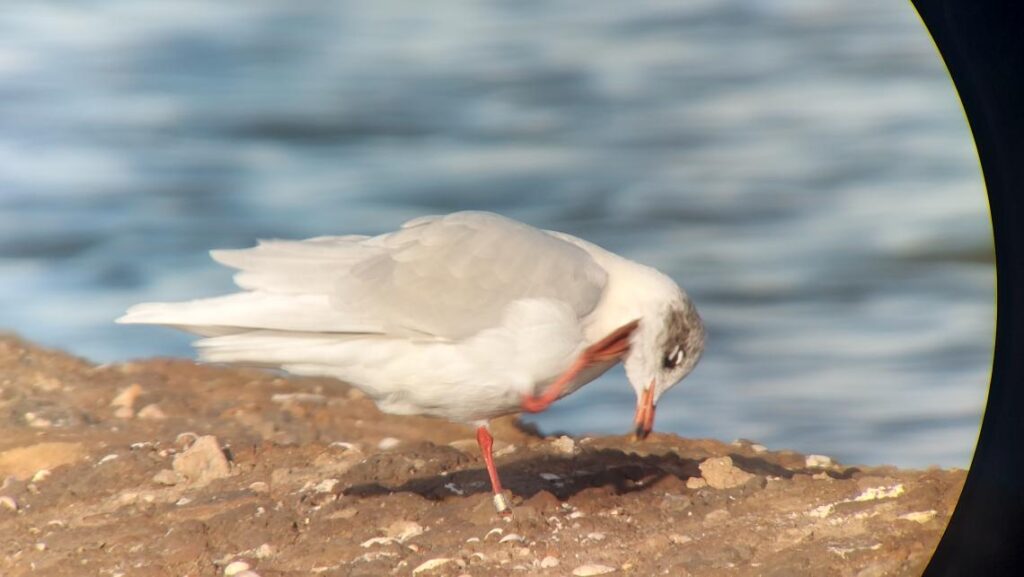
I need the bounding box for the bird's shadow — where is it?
[340,443,843,503]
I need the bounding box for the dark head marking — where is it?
[660,304,704,371]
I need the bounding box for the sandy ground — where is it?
[0,334,964,577]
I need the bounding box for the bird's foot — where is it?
[521,392,556,413]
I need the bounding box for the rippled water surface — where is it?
[0,0,993,467]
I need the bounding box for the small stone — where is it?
[412,558,453,575]
[175,432,199,449]
[111,384,143,410]
[249,481,269,494]
[551,436,576,455]
[499,533,525,543]
[668,534,692,544]
[686,477,707,489]
[750,444,768,454]
[31,469,51,484]
[152,469,180,486]
[360,537,393,548]
[806,454,833,468]
[224,561,250,576]
[271,392,327,405]
[114,406,135,419]
[35,542,46,551]
[137,404,167,420]
[313,478,339,493]
[386,520,424,542]
[899,510,937,524]
[854,484,905,502]
[25,413,52,428]
[572,564,616,576]
[377,437,401,450]
[255,543,274,559]
[98,454,119,465]
[540,556,559,568]
[704,509,730,524]
[586,532,606,541]
[698,456,755,489]
[494,443,517,457]
[172,435,231,486]
[0,496,17,511]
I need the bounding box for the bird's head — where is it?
[623,297,705,440]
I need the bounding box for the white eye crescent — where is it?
[663,345,685,369]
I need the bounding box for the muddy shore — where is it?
[0,335,963,576]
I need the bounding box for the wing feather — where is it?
[118,211,608,341]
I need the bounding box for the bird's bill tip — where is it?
[632,383,656,441]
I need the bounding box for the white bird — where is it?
[117,211,705,513]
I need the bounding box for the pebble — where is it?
[271,392,327,405]
[248,481,269,494]
[35,542,46,552]
[806,454,834,468]
[412,558,453,575]
[223,561,250,576]
[698,456,755,489]
[685,477,707,489]
[114,406,135,419]
[255,543,274,559]
[386,520,424,542]
[313,478,339,493]
[572,564,616,576]
[175,432,199,449]
[360,537,393,548]
[377,437,401,450]
[0,496,17,511]
[551,436,576,455]
[98,454,119,465]
[899,510,937,524]
[498,533,525,543]
[539,473,561,481]
[110,384,143,410]
[172,435,231,486]
[586,532,606,541]
[668,534,692,544]
[137,404,167,420]
[31,469,51,484]
[854,484,905,501]
[25,412,52,428]
[704,509,731,524]
[750,444,768,454]
[540,556,559,568]
[152,469,180,486]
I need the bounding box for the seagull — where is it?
[117,211,705,513]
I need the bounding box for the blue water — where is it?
[0,1,992,468]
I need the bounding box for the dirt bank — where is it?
[0,335,963,576]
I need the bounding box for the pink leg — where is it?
[476,426,511,514]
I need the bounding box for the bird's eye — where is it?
[662,346,684,369]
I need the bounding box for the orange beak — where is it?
[633,383,656,441]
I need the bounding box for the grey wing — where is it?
[333,211,609,339]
